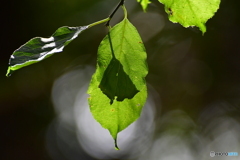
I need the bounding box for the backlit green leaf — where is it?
[158,0,220,34]
[99,49,139,104]
[137,0,151,12]
[88,18,148,149]
[6,26,89,77]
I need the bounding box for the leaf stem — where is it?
[88,17,110,28]
[122,5,128,19]
[105,0,125,26]
[88,0,125,28]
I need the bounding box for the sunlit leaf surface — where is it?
[158,0,220,33]
[88,18,148,149]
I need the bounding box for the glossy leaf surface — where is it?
[6,26,88,76]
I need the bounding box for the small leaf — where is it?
[137,0,151,12]
[158,0,220,34]
[88,18,148,148]
[6,26,89,76]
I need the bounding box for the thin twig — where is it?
[105,0,125,26]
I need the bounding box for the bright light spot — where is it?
[41,37,54,43]
[41,42,56,50]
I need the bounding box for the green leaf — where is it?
[137,0,151,12]
[158,0,220,34]
[99,50,139,105]
[88,18,148,149]
[6,26,89,76]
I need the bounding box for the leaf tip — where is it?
[114,139,120,150]
[137,0,151,12]
[6,68,13,77]
[199,24,207,35]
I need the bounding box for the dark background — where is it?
[1,0,240,159]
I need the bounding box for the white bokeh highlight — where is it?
[48,65,156,159]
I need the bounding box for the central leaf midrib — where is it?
[112,18,128,103]
[115,18,128,128]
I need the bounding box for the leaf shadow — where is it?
[99,32,139,104]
